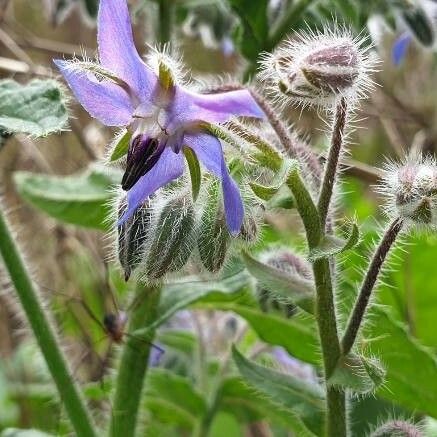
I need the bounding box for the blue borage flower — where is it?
[54,0,264,235]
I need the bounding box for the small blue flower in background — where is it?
[392,32,413,66]
[54,0,264,235]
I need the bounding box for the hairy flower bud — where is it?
[257,249,312,317]
[259,29,375,108]
[371,420,422,437]
[198,182,230,273]
[145,194,195,280]
[117,198,152,281]
[380,156,437,226]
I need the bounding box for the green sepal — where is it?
[145,195,196,279]
[110,129,132,161]
[328,353,386,395]
[158,60,175,90]
[250,159,296,201]
[242,250,315,314]
[183,147,201,202]
[308,222,359,262]
[198,181,230,272]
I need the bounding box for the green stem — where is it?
[342,218,403,355]
[0,208,97,437]
[288,169,346,437]
[109,283,161,437]
[157,0,172,45]
[317,98,348,230]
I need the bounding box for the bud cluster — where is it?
[380,155,437,226]
[259,28,375,108]
[116,180,261,281]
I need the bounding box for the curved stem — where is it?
[342,218,403,355]
[109,283,161,437]
[317,98,348,230]
[0,208,97,437]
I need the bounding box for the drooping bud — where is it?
[371,420,423,437]
[259,29,374,107]
[380,155,437,226]
[145,194,195,280]
[198,181,230,273]
[121,135,164,190]
[117,198,152,281]
[257,249,313,317]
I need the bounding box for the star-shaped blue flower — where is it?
[54,0,264,234]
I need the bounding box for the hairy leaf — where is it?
[0,79,67,137]
[14,164,122,230]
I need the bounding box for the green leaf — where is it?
[184,147,201,201]
[14,164,122,230]
[0,79,67,137]
[365,307,437,417]
[109,129,131,161]
[402,6,434,46]
[328,353,385,395]
[249,159,295,201]
[308,222,360,262]
[132,270,253,336]
[218,376,317,436]
[229,0,269,61]
[156,330,197,357]
[242,250,315,313]
[145,368,207,419]
[200,301,319,365]
[232,347,324,435]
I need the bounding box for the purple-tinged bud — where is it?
[380,156,437,226]
[145,193,195,280]
[117,198,152,281]
[371,420,423,437]
[121,135,164,191]
[259,29,375,108]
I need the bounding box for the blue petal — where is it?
[167,87,265,132]
[392,32,412,66]
[184,133,244,235]
[97,0,158,103]
[54,59,133,126]
[119,147,184,224]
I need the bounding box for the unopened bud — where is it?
[145,194,195,280]
[198,182,230,273]
[382,157,437,225]
[259,30,374,107]
[118,198,152,281]
[371,420,422,437]
[257,249,312,317]
[238,206,262,244]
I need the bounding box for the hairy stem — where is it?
[157,0,172,44]
[0,208,97,437]
[342,218,403,355]
[109,283,161,437]
[287,170,346,436]
[317,98,348,230]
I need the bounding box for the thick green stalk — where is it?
[0,209,97,437]
[288,170,346,436]
[109,283,161,437]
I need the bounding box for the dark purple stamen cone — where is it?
[122,135,164,190]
